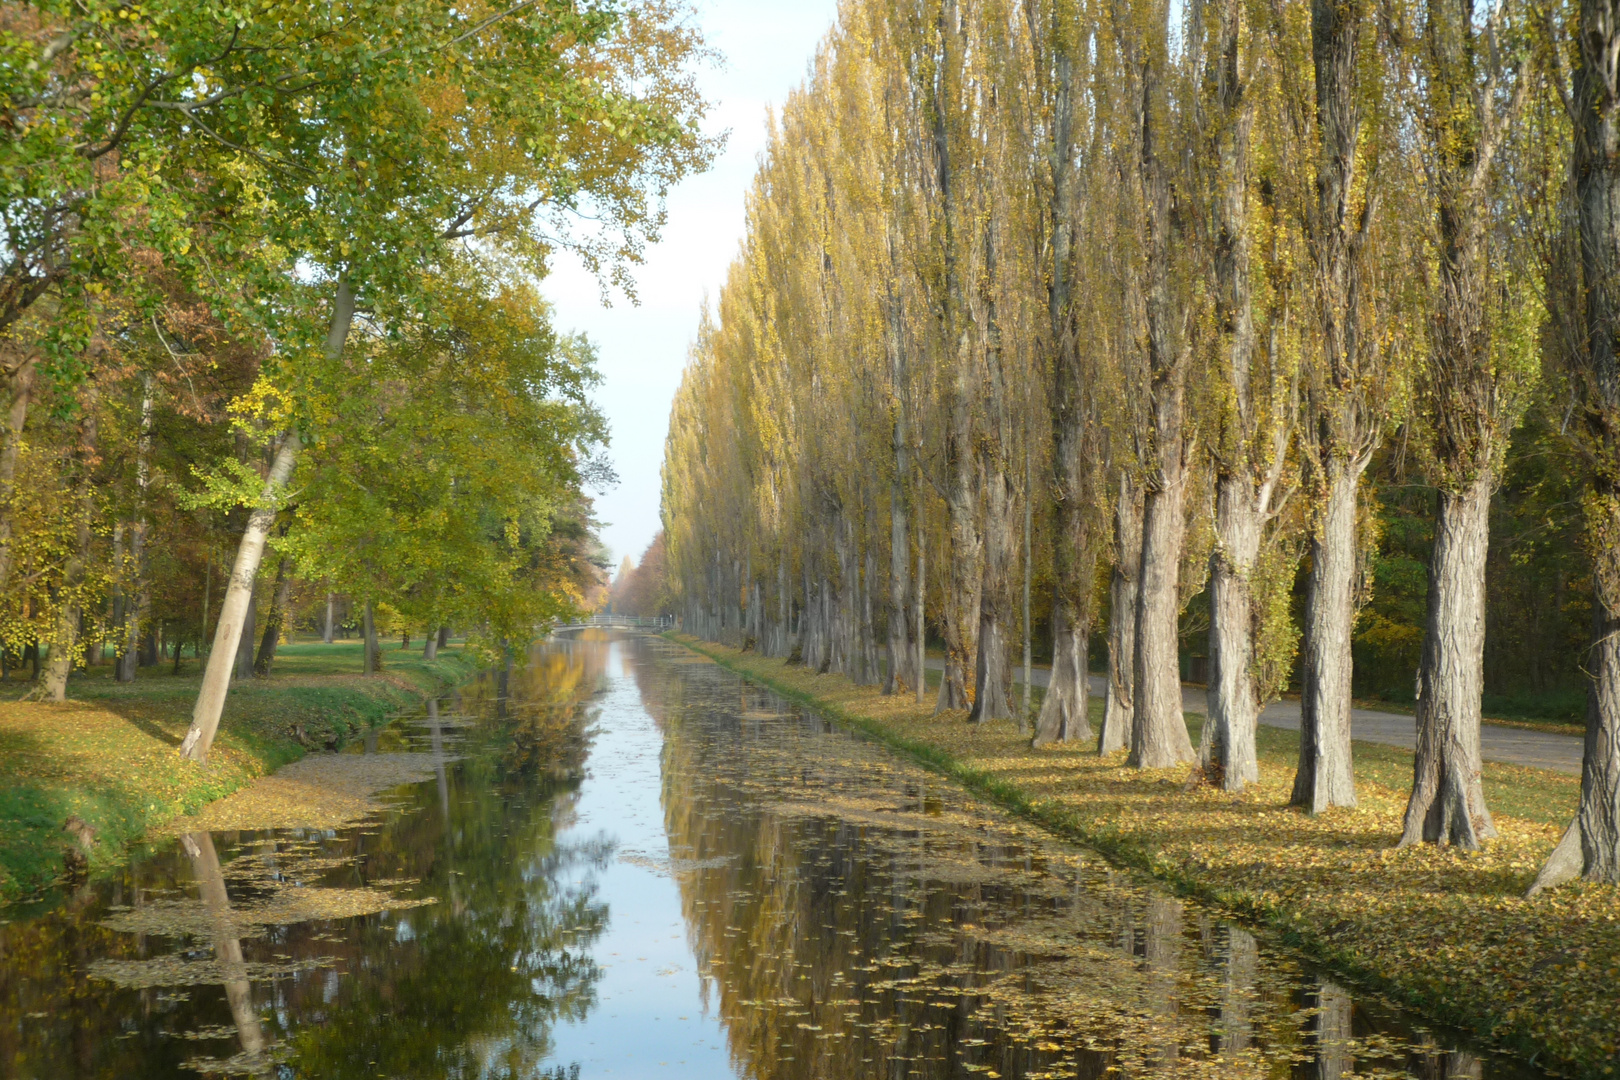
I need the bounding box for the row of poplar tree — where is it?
[660,0,1620,891]
[1,2,712,758]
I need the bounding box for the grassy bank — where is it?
[0,640,477,907]
[672,634,1617,1078]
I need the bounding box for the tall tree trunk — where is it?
[1034,35,1096,747]
[934,0,979,714]
[971,220,1013,725]
[1197,0,1271,791]
[1292,463,1362,811]
[323,592,336,644]
[363,600,382,674]
[1101,474,1142,752]
[915,543,927,704]
[1127,25,1194,770]
[34,381,100,703]
[181,281,351,762]
[1021,449,1033,729]
[1540,0,1620,888]
[885,268,915,695]
[253,556,293,677]
[423,629,439,660]
[0,354,36,596]
[1292,0,1376,810]
[117,375,154,685]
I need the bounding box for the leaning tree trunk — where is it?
[1201,475,1262,789]
[1101,475,1143,753]
[253,556,293,677]
[1292,461,1361,811]
[181,283,351,762]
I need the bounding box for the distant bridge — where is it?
[551,614,674,633]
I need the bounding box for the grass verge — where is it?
[0,639,477,907]
[671,634,1616,1078]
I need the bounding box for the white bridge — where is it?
[551,614,674,633]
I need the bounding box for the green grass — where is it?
[0,639,478,908]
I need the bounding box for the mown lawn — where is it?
[679,635,1615,1078]
[0,640,476,907]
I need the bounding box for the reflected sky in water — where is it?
[0,633,1544,1079]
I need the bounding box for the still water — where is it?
[0,634,1543,1079]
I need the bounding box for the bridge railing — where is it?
[552,613,674,632]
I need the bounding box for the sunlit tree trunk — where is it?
[234,583,258,681]
[323,592,336,644]
[1292,0,1377,811]
[1127,20,1194,769]
[1532,0,1620,892]
[1293,464,1361,811]
[182,281,351,762]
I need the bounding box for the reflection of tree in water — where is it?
[0,638,611,1080]
[275,640,612,1079]
[638,639,1518,1080]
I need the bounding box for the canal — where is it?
[0,633,1542,1078]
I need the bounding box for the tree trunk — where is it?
[1131,464,1194,767]
[1034,604,1093,746]
[0,354,36,596]
[116,376,154,684]
[933,0,979,715]
[1201,474,1262,789]
[253,556,293,677]
[971,219,1013,725]
[438,625,450,649]
[1101,474,1142,753]
[33,380,99,703]
[423,630,439,660]
[971,466,1014,723]
[1292,462,1361,811]
[1021,449,1033,728]
[1399,475,1497,847]
[323,592,336,644]
[182,280,352,762]
[1127,34,1194,770]
[234,583,258,681]
[182,831,267,1061]
[363,601,382,675]
[915,543,927,705]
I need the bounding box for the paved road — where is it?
[923,658,1584,775]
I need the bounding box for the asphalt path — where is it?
[922,657,1583,775]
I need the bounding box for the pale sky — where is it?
[542,1,842,571]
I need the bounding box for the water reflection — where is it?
[0,633,1549,1079]
[635,636,1540,1080]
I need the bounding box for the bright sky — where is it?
[541,1,841,572]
